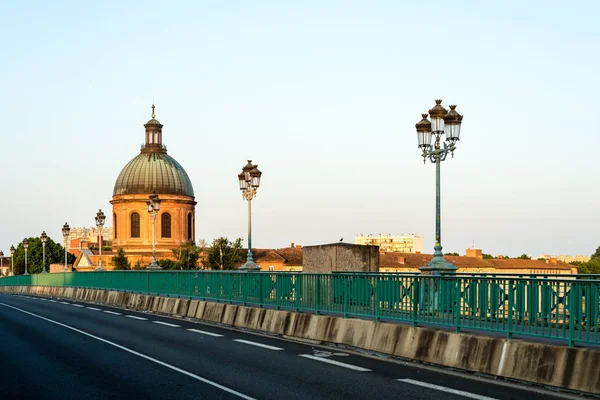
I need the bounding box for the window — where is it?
[187,213,193,240]
[161,212,171,238]
[131,212,140,238]
[113,213,117,239]
[269,266,275,271]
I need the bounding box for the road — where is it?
[0,293,584,400]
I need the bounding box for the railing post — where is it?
[507,279,514,340]
[315,275,321,316]
[455,277,461,333]
[375,275,381,322]
[295,274,301,312]
[412,277,419,327]
[568,282,577,348]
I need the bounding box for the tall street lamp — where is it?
[10,245,15,276]
[415,99,463,275]
[147,192,162,270]
[62,222,70,271]
[23,239,29,275]
[95,210,106,271]
[40,231,48,274]
[0,250,4,277]
[238,160,262,271]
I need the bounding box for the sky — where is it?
[0,1,598,258]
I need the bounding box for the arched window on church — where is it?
[113,213,117,239]
[161,213,171,238]
[187,213,193,240]
[131,212,140,238]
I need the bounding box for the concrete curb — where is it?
[3,285,598,395]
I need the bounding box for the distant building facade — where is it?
[355,233,423,253]
[535,254,591,264]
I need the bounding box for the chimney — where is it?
[398,256,405,265]
[466,248,483,259]
[291,242,295,248]
[549,257,558,265]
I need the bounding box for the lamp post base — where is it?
[95,265,106,271]
[239,260,261,271]
[41,270,48,274]
[147,259,162,270]
[419,245,458,276]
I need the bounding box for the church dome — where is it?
[113,152,194,197]
[112,104,194,197]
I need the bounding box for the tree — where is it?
[204,237,243,270]
[517,254,531,260]
[445,252,459,256]
[172,243,201,270]
[158,259,178,270]
[591,246,600,260]
[111,248,130,270]
[12,236,76,275]
[482,253,493,259]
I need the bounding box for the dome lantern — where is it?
[143,104,165,152]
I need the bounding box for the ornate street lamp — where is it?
[23,239,29,275]
[238,160,262,271]
[10,245,15,276]
[0,250,4,277]
[62,222,70,271]
[95,210,106,271]
[415,99,463,275]
[147,192,162,270]
[40,231,48,274]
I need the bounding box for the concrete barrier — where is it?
[2,285,598,395]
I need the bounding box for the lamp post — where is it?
[40,231,48,274]
[415,99,463,275]
[10,245,15,276]
[10,244,15,275]
[62,222,70,271]
[0,251,4,277]
[23,239,29,275]
[95,210,106,271]
[146,192,162,270]
[238,160,262,271]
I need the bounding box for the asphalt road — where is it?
[0,293,586,400]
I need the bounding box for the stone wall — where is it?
[303,243,379,273]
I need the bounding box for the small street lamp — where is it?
[415,99,463,275]
[0,250,4,277]
[95,210,106,271]
[62,222,70,272]
[238,160,262,271]
[10,245,15,276]
[23,239,29,275]
[147,192,162,270]
[40,231,48,274]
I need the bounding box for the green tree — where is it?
[111,248,130,270]
[158,259,178,270]
[12,236,76,275]
[445,252,459,256]
[482,253,493,259]
[172,243,201,270]
[517,254,531,260]
[591,246,600,260]
[205,237,243,270]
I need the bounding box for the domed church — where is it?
[110,105,196,263]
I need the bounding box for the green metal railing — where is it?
[1,271,598,346]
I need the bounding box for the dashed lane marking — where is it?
[152,321,180,328]
[299,354,371,372]
[86,307,101,311]
[397,379,498,400]
[233,339,284,351]
[187,329,224,337]
[71,304,84,307]
[126,315,147,321]
[104,311,121,315]
[60,302,70,305]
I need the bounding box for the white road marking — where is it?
[48,300,57,303]
[39,298,47,301]
[299,354,371,372]
[153,321,180,328]
[397,379,498,400]
[126,315,147,321]
[104,311,121,315]
[187,329,224,337]
[71,304,84,308]
[60,302,70,305]
[233,339,284,350]
[86,307,101,311]
[0,302,256,400]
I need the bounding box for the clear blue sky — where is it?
[1,1,598,258]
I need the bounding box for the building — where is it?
[66,227,113,256]
[535,254,591,264]
[355,233,423,253]
[103,105,196,268]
